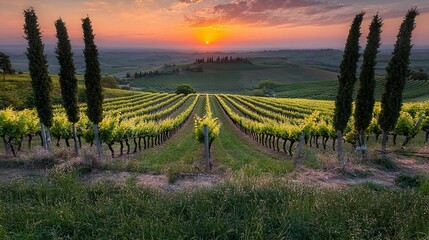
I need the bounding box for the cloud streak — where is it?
[184,0,429,27]
[185,0,349,27]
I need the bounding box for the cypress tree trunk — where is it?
[40,123,48,150]
[72,122,79,155]
[46,128,52,149]
[93,124,102,159]
[337,131,344,163]
[381,130,388,154]
[360,129,367,155]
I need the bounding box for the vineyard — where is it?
[1,92,199,158]
[2,92,429,239]
[2,92,429,168]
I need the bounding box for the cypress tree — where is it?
[82,16,103,158]
[378,8,419,153]
[23,7,53,149]
[354,14,383,153]
[55,18,80,155]
[333,12,364,162]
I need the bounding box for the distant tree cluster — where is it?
[0,52,16,74]
[195,56,250,64]
[126,70,161,79]
[124,65,203,82]
[409,69,428,80]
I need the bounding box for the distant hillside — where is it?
[128,61,338,94]
[0,73,131,109]
[273,77,429,102]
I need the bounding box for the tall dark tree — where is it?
[0,52,15,74]
[333,12,364,162]
[82,16,103,158]
[55,18,80,155]
[354,14,383,153]
[378,8,419,153]
[23,7,53,149]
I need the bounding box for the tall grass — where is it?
[0,172,428,239]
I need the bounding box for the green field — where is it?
[129,62,338,93]
[274,76,429,101]
[127,60,429,101]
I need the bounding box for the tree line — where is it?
[23,7,103,157]
[334,8,419,163]
[195,56,250,64]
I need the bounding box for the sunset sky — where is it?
[0,0,428,50]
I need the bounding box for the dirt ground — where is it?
[1,148,428,191]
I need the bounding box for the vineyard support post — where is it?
[204,124,211,171]
[46,128,52,149]
[294,132,305,165]
[72,123,79,155]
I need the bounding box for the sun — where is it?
[205,41,210,45]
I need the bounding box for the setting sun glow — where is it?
[205,41,210,45]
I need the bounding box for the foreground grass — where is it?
[0,172,428,239]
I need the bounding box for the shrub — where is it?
[175,84,196,95]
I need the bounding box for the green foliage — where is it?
[355,14,383,133]
[0,52,15,74]
[101,75,119,89]
[55,18,79,123]
[333,12,364,132]
[251,89,265,96]
[23,7,53,128]
[379,8,419,132]
[258,80,279,89]
[175,84,196,95]
[82,16,103,124]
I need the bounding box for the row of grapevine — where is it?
[1,93,198,157]
[218,94,429,155]
[194,94,220,157]
[216,95,302,156]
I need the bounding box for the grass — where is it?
[0,172,428,239]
